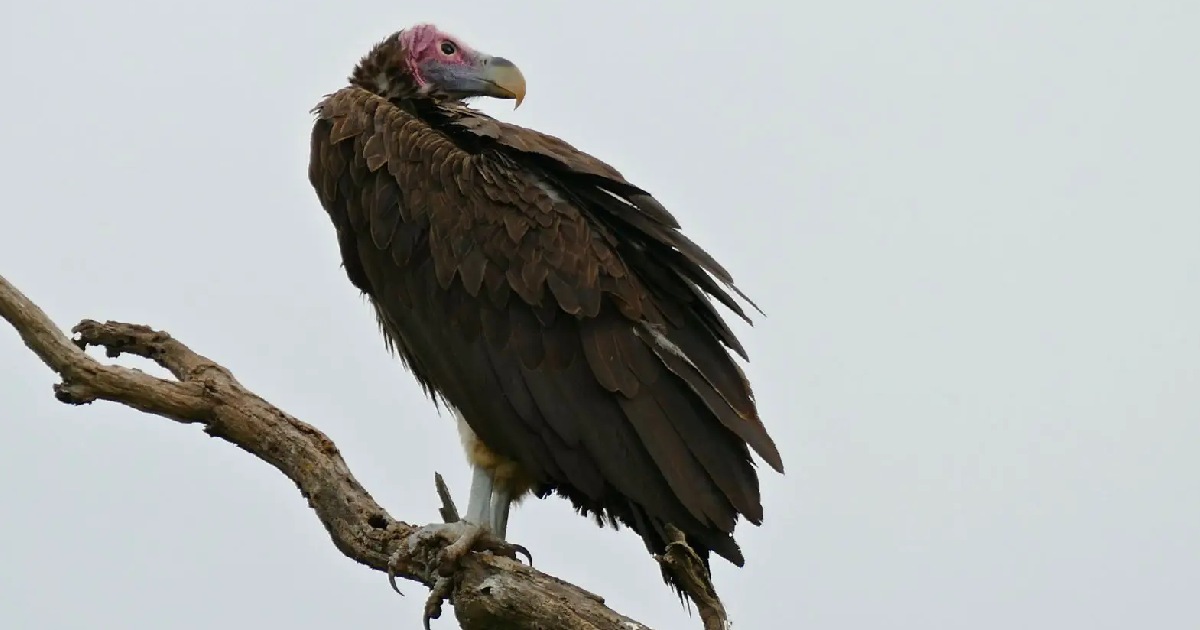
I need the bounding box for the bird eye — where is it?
[440,40,457,55]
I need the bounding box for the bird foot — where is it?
[391,520,532,629]
[433,519,532,576]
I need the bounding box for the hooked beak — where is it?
[475,55,526,108]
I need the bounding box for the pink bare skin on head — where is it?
[398,24,481,88]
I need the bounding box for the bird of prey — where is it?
[307,23,784,588]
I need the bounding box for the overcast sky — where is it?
[2,1,1198,628]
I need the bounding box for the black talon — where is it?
[511,542,533,566]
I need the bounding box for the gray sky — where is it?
[2,1,1197,628]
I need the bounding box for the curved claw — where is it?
[422,576,453,630]
[507,542,534,567]
[471,533,534,567]
[386,548,408,596]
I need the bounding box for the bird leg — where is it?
[445,463,528,566]
[488,486,512,540]
[463,464,516,539]
[463,464,495,529]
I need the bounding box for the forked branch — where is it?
[0,272,703,629]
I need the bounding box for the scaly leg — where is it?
[488,485,512,540]
[464,463,514,540]
[464,464,495,530]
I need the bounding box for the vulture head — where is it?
[349,23,526,107]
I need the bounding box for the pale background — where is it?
[2,1,1197,628]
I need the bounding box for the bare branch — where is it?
[0,272,661,630]
[658,525,730,630]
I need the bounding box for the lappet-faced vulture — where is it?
[307,23,784,589]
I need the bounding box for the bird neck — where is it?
[347,35,422,102]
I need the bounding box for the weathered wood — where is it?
[0,272,694,630]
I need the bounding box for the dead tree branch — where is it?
[0,272,687,630]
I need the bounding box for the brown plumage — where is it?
[307,24,784,585]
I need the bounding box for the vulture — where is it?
[307,23,784,588]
